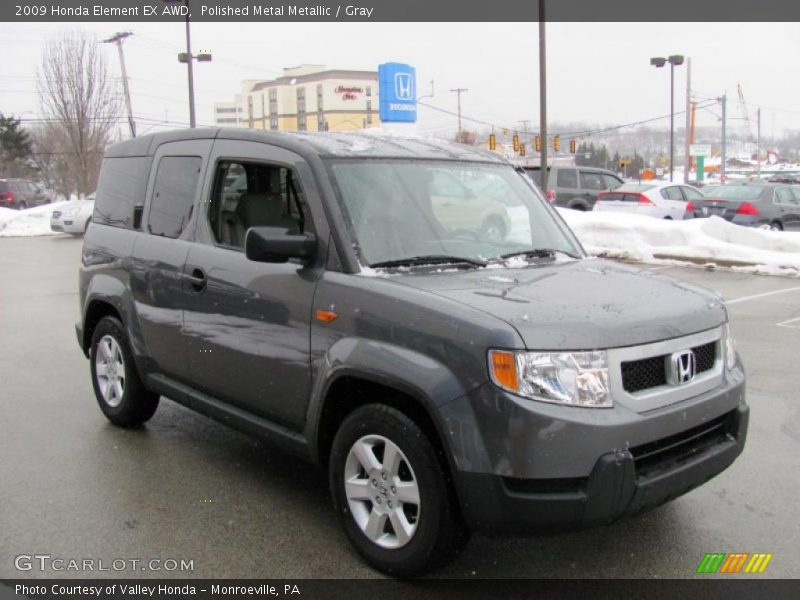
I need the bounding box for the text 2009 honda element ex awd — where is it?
[77,130,747,576]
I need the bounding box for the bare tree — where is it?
[37,30,120,196]
[29,123,78,199]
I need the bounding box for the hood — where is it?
[394,259,726,349]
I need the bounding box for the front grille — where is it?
[630,410,736,479]
[621,355,666,393]
[621,341,718,393]
[694,341,716,373]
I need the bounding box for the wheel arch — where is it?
[316,371,453,467]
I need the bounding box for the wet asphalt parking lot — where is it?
[0,234,798,579]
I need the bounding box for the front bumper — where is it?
[441,367,747,533]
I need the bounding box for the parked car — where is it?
[0,178,52,209]
[524,165,624,211]
[78,129,747,576]
[50,194,95,235]
[694,182,800,231]
[594,181,704,220]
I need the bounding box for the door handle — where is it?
[182,268,206,292]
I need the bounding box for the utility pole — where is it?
[101,31,136,137]
[450,87,468,138]
[756,107,761,178]
[719,94,727,182]
[538,0,548,190]
[683,57,691,183]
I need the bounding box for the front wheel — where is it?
[329,404,467,576]
[769,221,783,231]
[90,316,159,427]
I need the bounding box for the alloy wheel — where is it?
[95,335,126,407]
[344,434,420,549]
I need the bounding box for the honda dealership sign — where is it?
[378,63,417,123]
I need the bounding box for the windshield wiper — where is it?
[369,255,488,268]
[499,248,581,261]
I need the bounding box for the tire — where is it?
[568,203,587,211]
[90,316,159,427]
[769,221,783,231]
[329,404,467,576]
[17,201,28,210]
[84,218,92,233]
[480,216,507,242]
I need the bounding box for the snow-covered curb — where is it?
[557,208,800,277]
[0,202,70,237]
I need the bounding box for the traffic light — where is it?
[488,133,496,151]
[512,134,519,152]
[535,135,541,152]
[519,143,526,156]
[553,135,560,152]
[569,139,577,154]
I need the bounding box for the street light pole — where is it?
[650,54,684,182]
[539,0,548,191]
[184,8,196,128]
[165,0,212,128]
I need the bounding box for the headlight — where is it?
[723,323,737,369]
[488,349,611,408]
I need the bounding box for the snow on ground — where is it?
[557,208,800,277]
[0,202,69,237]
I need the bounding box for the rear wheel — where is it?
[769,221,783,231]
[17,201,28,210]
[90,316,159,427]
[330,404,467,576]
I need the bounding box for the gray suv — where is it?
[525,165,624,210]
[77,129,748,576]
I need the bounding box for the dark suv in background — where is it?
[0,178,52,209]
[524,165,624,211]
[77,129,748,576]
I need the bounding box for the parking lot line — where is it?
[726,286,800,305]
[776,317,800,329]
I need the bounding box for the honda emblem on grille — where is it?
[669,350,696,385]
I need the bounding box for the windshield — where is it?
[327,159,583,267]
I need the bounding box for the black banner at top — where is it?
[2,0,800,22]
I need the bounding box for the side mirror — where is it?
[245,226,316,264]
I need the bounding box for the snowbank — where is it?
[558,208,800,277]
[0,202,69,237]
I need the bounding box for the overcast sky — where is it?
[2,21,799,139]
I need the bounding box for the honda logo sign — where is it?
[668,350,697,385]
[394,73,414,101]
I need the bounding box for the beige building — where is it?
[213,96,244,126]
[219,64,380,132]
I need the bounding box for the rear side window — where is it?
[0,181,6,193]
[580,171,606,190]
[775,188,795,204]
[95,157,151,228]
[556,169,578,188]
[148,156,202,238]
[661,187,685,201]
